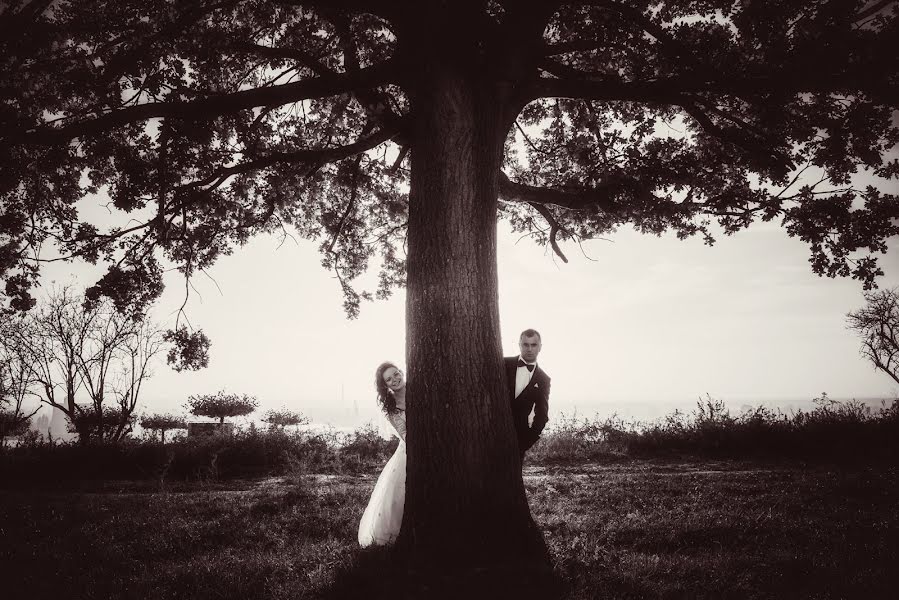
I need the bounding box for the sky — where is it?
[32,200,899,432]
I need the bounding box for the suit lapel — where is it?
[523,365,545,394]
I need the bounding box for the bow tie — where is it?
[518,359,535,372]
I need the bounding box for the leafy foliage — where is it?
[162,327,211,372]
[1,1,896,318]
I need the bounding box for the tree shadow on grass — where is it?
[319,545,568,600]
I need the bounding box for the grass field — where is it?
[3,458,896,599]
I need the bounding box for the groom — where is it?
[505,328,551,460]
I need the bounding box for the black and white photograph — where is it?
[1,1,898,598]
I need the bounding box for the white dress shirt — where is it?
[514,356,537,398]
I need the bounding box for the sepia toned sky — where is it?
[34,200,899,430]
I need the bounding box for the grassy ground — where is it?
[2,459,896,599]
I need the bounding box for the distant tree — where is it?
[186,391,259,426]
[140,412,188,443]
[5,286,167,443]
[848,287,899,386]
[261,407,308,430]
[0,323,39,446]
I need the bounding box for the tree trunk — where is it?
[399,57,550,580]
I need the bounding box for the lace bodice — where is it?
[386,409,406,441]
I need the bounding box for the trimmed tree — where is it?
[2,0,898,584]
[140,412,188,443]
[261,407,308,430]
[185,391,259,426]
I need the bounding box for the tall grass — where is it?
[529,395,899,463]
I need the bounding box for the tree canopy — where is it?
[2,0,897,320]
[185,390,259,424]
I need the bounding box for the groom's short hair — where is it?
[520,328,541,341]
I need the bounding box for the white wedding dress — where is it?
[358,408,406,547]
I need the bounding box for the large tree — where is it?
[2,0,898,585]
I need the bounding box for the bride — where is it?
[358,361,407,547]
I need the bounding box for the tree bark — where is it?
[399,45,551,582]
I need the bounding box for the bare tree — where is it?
[848,288,899,387]
[112,319,167,439]
[0,338,39,445]
[14,287,87,432]
[10,286,167,443]
[74,299,136,441]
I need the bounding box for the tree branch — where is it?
[601,2,694,60]
[326,153,365,256]
[527,202,569,263]
[855,0,898,22]
[679,99,794,173]
[539,58,605,79]
[16,58,401,145]
[529,71,898,105]
[230,42,333,75]
[499,171,622,212]
[181,124,400,189]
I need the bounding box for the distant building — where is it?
[48,405,75,441]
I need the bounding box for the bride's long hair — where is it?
[374,361,402,414]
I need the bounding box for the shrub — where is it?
[0,409,31,439]
[549,394,899,462]
[2,395,896,485]
[337,422,399,471]
[0,423,391,484]
[528,412,623,463]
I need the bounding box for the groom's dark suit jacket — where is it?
[504,356,551,455]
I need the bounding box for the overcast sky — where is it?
[34,199,898,430]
